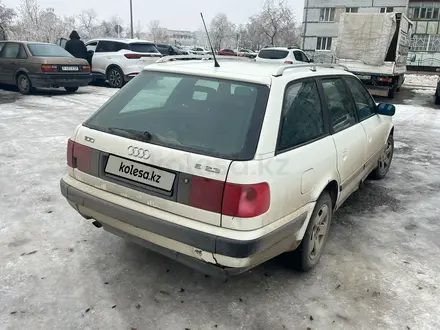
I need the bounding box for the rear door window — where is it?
[0,43,20,58]
[258,49,288,59]
[84,71,270,160]
[96,41,116,52]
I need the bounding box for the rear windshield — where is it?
[28,44,73,57]
[258,49,288,59]
[84,71,269,160]
[129,43,160,53]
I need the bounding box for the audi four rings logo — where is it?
[127,146,151,159]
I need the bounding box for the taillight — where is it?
[82,65,91,72]
[66,139,93,173]
[189,177,270,218]
[41,64,58,72]
[124,53,142,59]
[190,176,224,213]
[378,77,393,83]
[284,60,293,64]
[222,182,270,218]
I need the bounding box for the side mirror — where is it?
[88,50,94,54]
[309,58,314,63]
[376,103,395,116]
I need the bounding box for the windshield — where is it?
[129,43,160,53]
[28,44,73,57]
[258,49,288,59]
[84,71,270,160]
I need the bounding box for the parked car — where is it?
[238,48,258,58]
[0,41,92,94]
[60,58,395,276]
[218,48,240,56]
[256,47,312,64]
[58,38,162,88]
[155,44,189,56]
[189,46,209,55]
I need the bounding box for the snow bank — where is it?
[404,74,439,87]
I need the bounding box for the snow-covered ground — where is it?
[404,73,439,88]
[0,83,439,330]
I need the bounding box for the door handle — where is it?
[10,61,16,65]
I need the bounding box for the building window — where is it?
[380,7,394,13]
[320,8,335,22]
[316,37,332,51]
[434,8,439,19]
[346,7,358,13]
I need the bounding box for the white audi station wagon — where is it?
[60,57,395,276]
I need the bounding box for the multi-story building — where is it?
[407,0,440,69]
[302,0,409,62]
[166,29,197,46]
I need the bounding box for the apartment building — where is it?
[407,0,440,69]
[302,0,409,61]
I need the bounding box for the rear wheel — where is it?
[435,91,440,105]
[388,86,396,99]
[107,67,124,88]
[289,192,333,272]
[370,134,394,180]
[65,87,79,93]
[17,73,33,95]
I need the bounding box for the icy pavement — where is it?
[0,84,439,330]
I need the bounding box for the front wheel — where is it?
[289,192,333,272]
[65,87,79,93]
[370,134,394,180]
[107,67,124,88]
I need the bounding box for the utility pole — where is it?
[130,0,134,39]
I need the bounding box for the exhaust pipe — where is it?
[92,220,102,228]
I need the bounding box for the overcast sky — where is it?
[3,0,304,31]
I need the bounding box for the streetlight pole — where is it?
[130,0,134,39]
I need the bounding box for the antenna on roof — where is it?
[200,13,220,68]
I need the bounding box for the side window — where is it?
[277,79,325,152]
[321,78,357,133]
[96,41,115,52]
[293,51,302,61]
[114,42,130,51]
[86,41,98,52]
[344,77,377,121]
[0,43,20,58]
[0,42,5,53]
[17,45,27,59]
[300,52,310,62]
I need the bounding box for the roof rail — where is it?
[272,63,349,77]
[156,54,256,63]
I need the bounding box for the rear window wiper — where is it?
[107,127,152,142]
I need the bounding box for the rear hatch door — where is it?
[128,42,162,68]
[72,69,270,226]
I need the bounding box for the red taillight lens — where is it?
[378,77,393,83]
[222,182,270,218]
[190,176,224,213]
[82,65,91,72]
[41,64,58,72]
[284,60,293,64]
[189,177,270,218]
[124,53,142,59]
[66,139,92,173]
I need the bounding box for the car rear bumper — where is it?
[60,176,307,276]
[29,73,93,88]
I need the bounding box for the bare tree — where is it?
[148,20,168,43]
[209,13,235,50]
[78,9,98,39]
[257,0,297,47]
[0,1,16,40]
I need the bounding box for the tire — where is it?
[388,87,396,99]
[107,66,124,88]
[370,134,394,180]
[435,92,440,105]
[289,191,333,272]
[65,87,79,93]
[16,73,33,95]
